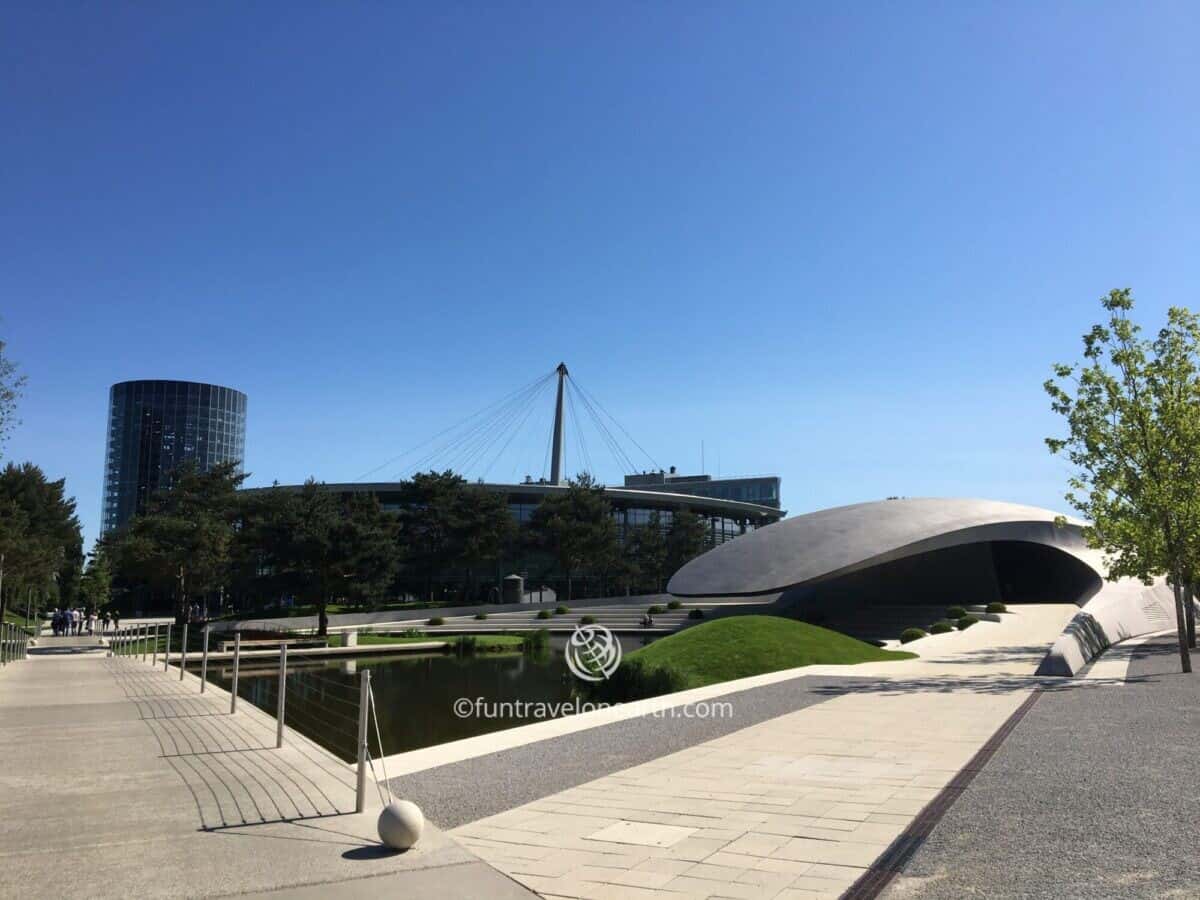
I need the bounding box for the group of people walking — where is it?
[50,608,119,636]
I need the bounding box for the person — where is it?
[88,611,97,635]
[51,610,60,636]
[103,611,111,633]
[112,611,121,632]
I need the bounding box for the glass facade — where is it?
[102,380,247,533]
[622,472,781,509]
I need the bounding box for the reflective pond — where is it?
[201,649,576,762]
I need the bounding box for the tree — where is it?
[340,492,400,609]
[397,471,467,603]
[448,485,516,603]
[666,508,710,577]
[110,461,245,621]
[78,542,112,612]
[0,337,26,461]
[1045,290,1200,673]
[628,512,668,593]
[528,473,619,602]
[0,463,83,617]
[274,480,352,636]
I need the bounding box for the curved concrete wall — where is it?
[1036,579,1180,675]
[668,497,1184,676]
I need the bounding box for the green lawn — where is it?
[619,615,915,691]
[2,610,38,628]
[328,632,524,651]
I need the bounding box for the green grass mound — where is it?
[597,616,914,701]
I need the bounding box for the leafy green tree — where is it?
[78,542,112,613]
[528,473,619,602]
[397,471,466,603]
[341,492,401,609]
[110,461,245,621]
[0,462,83,615]
[666,508,710,577]
[628,512,668,592]
[270,480,397,635]
[449,485,516,603]
[1045,290,1200,672]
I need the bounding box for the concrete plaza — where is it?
[0,647,532,899]
[445,605,1090,899]
[2,605,1175,899]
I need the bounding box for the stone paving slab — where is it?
[449,605,1078,900]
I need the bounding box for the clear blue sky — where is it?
[4,2,1198,547]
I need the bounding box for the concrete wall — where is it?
[1036,578,1181,675]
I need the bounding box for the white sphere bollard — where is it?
[377,799,424,850]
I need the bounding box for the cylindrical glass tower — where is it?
[101,380,248,533]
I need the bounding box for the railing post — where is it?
[275,643,288,749]
[164,623,172,672]
[356,669,371,813]
[180,622,189,681]
[141,624,147,662]
[230,632,241,714]
[200,625,210,693]
[2,624,7,665]
[152,624,159,667]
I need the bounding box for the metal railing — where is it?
[106,622,384,813]
[1,622,31,664]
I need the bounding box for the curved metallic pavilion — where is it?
[668,497,1181,675]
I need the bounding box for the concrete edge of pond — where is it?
[371,659,883,778]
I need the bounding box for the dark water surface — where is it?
[203,650,575,762]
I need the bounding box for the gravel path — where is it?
[882,633,1200,899]
[387,673,858,828]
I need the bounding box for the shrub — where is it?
[580,615,597,625]
[427,616,445,626]
[688,608,705,620]
[667,600,682,610]
[957,615,979,630]
[648,605,664,615]
[457,635,478,655]
[946,605,967,620]
[986,602,1007,614]
[900,627,927,644]
[590,658,689,703]
[929,621,955,634]
[555,605,570,615]
[521,628,549,653]
[536,609,552,620]
[474,612,488,620]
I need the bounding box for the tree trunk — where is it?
[176,565,188,626]
[566,572,573,604]
[317,598,328,637]
[1187,584,1197,649]
[1171,576,1192,673]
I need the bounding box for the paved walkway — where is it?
[448,605,1079,899]
[0,651,532,898]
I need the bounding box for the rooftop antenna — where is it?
[549,362,569,485]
